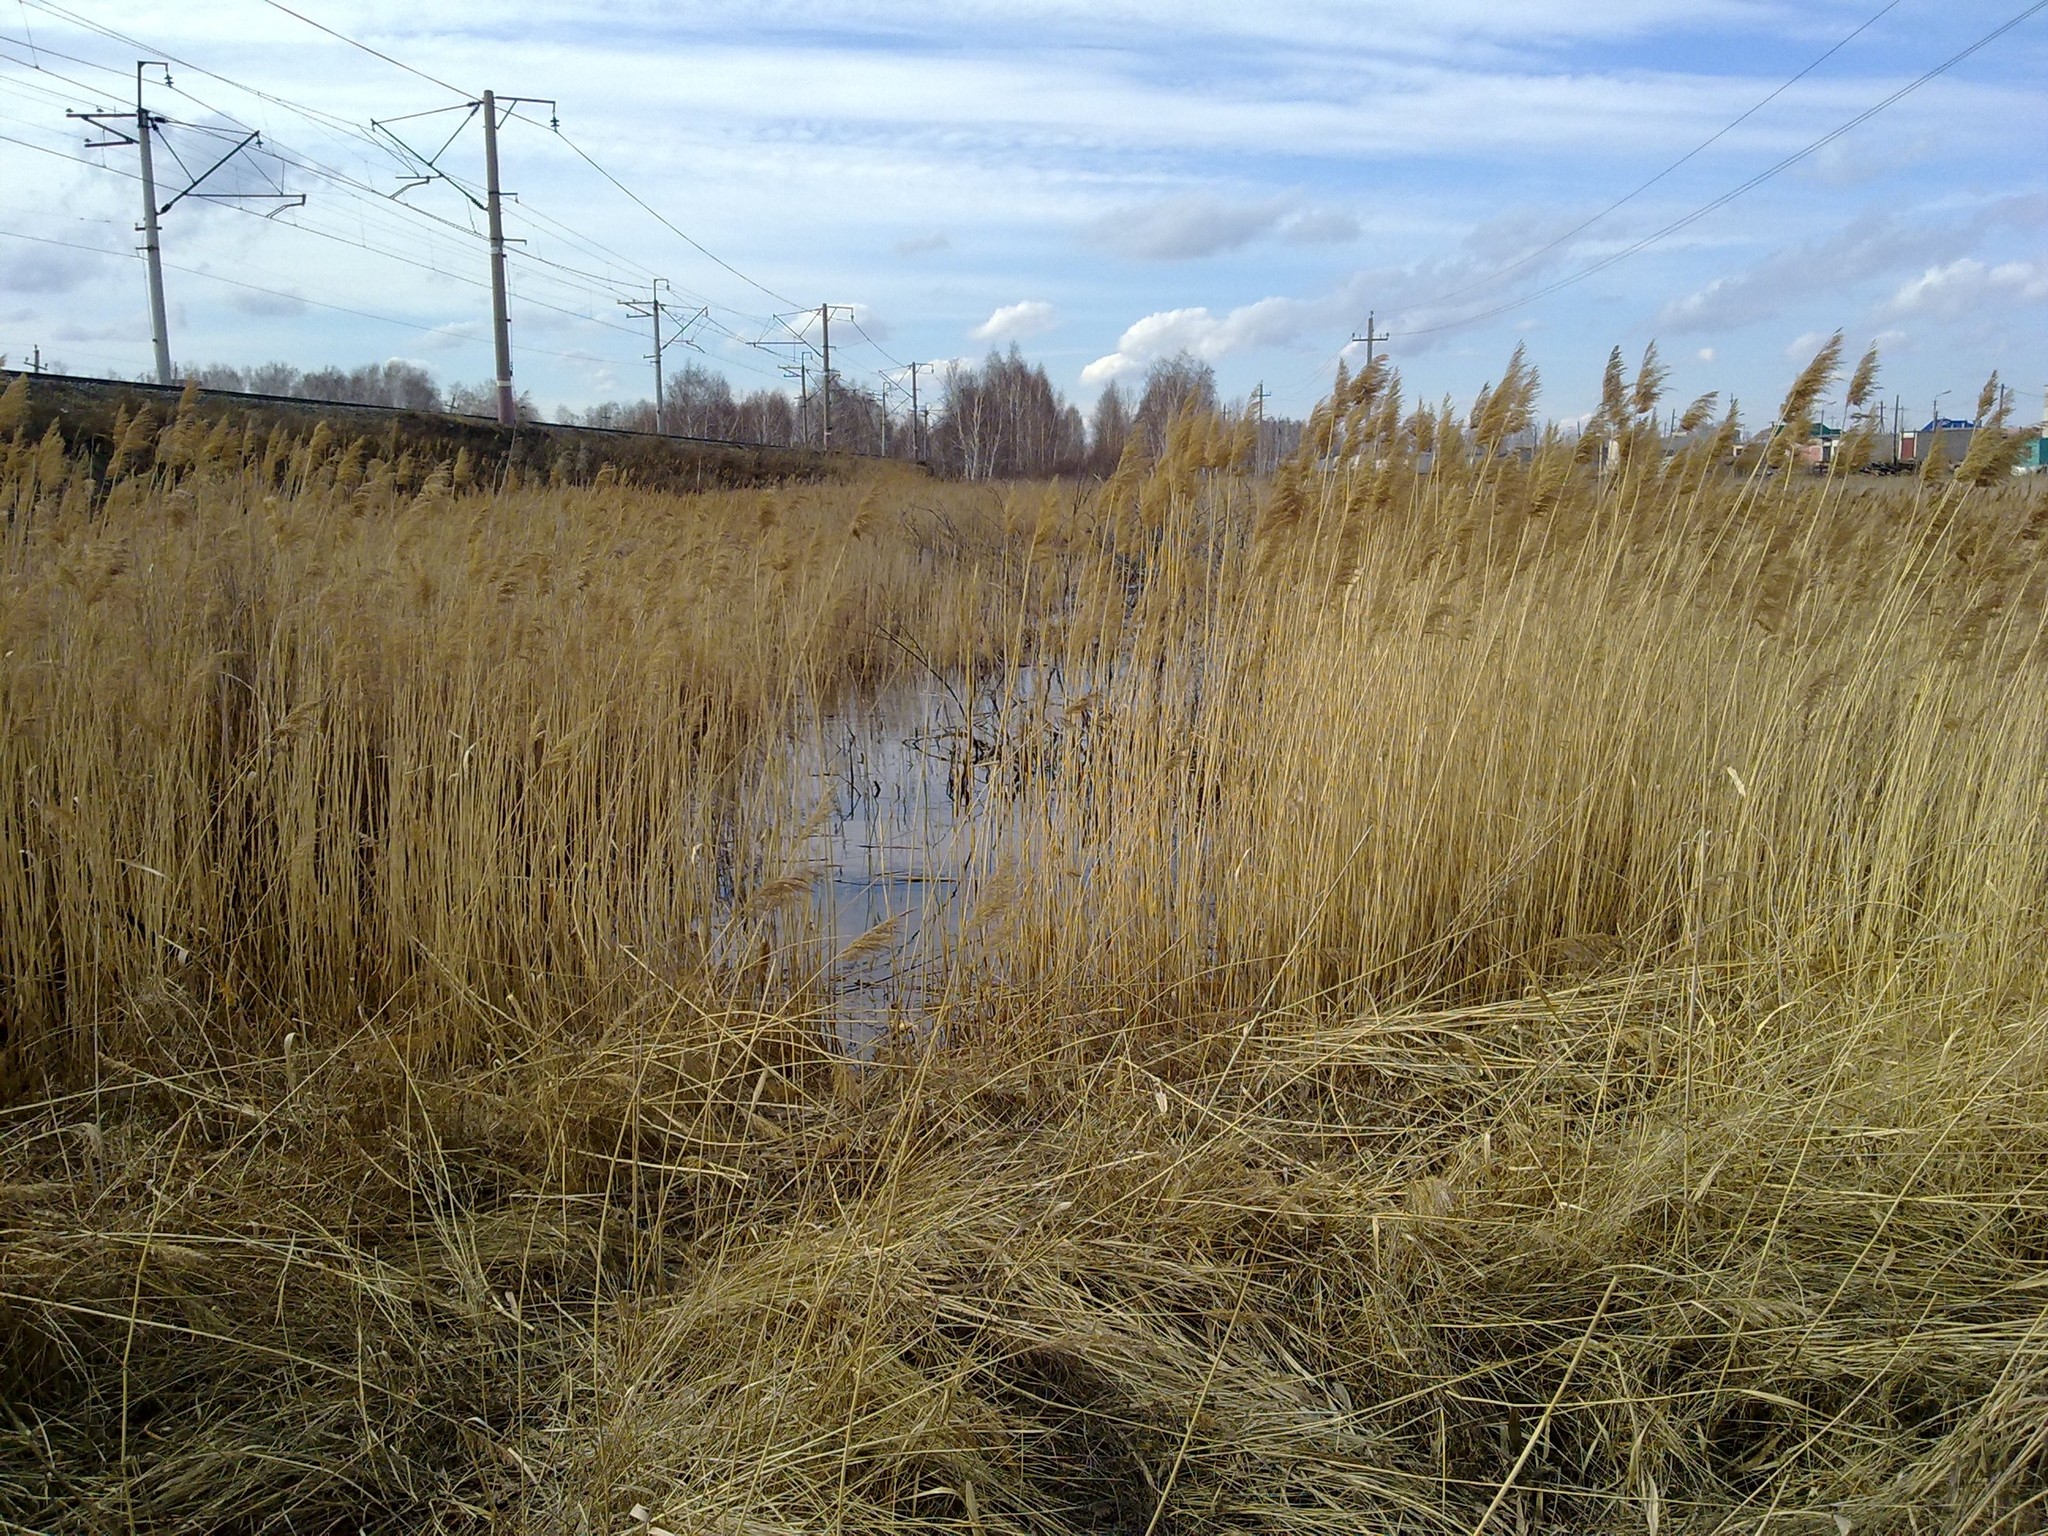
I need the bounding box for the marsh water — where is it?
[770,669,1076,1044]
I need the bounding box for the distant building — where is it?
[1798,421,1843,469]
[1896,418,1975,465]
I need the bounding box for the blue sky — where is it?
[3,0,2046,428]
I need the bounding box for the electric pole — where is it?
[479,91,517,425]
[640,279,669,432]
[1250,380,1267,472]
[806,301,823,444]
[71,62,300,386]
[753,308,848,450]
[374,92,554,429]
[815,303,854,450]
[908,362,924,461]
[1350,311,1390,374]
[886,362,929,460]
[618,281,705,435]
[779,359,809,446]
[133,64,170,384]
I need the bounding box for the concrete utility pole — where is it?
[886,362,928,460]
[134,63,171,385]
[907,362,924,461]
[754,307,849,449]
[1250,381,1267,472]
[1351,312,1391,375]
[617,279,702,435]
[70,63,299,386]
[480,91,516,426]
[779,359,809,445]
[820,303,832,447]
[814,303,854,449]
[373,93,553,430]
[647,279,667,432]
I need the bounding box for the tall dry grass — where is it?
[3,352,2048,1534]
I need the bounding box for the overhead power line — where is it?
[545,123,799,310]
[11,3,814,344]
[0,223,639,370]
[1400,0,1910,318]
[255,0,468,98]
[6,2,852,404]
[847,313,903,369]
[1392,0,2048,339]
[0,120,133,174]
[179,17,798,332]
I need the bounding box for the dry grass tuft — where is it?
[3,361,2047,1532]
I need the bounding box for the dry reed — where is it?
[3,348,2047,1533]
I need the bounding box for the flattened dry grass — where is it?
[3,359,2048,1533]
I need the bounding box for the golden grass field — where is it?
[3,348,2048,1533]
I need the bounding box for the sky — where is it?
[2,0,2046,429]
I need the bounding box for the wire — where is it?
[1392,0,2048,339]
[847,315,903,369]
[15,6,800,346]
[2,39,658,335]
[7,4,825,397]
[0,223,636,370]
[0,122,136,176]
[1398,0,1908,317]
[17,3,374,144]
[545,123,799,309]
[98,51,718,326]
[255,0,468,99]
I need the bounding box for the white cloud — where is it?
[1696,347,1715,363]
[1654,213,1946,334]
[1879,259,2048,323]
[1656,197,2048,336]
[971,300,1059,343]
[1086,196,1291,261]
[1081,296,1310,383]
[420,321,487,353]
[1279,208,1361,246]
[847,302,891,339]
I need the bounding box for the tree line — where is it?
[178,348,1304,478]
[562,345,1277,478]
[186,358,540,422]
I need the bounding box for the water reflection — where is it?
[783,668,1074,1046]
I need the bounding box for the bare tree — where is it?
[447,378,536,423]
[662,362,736,439]
[1134,351,1219,452]
[1089,380,1133,475]
[934,345,1087,479]
[183,358,444,411]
